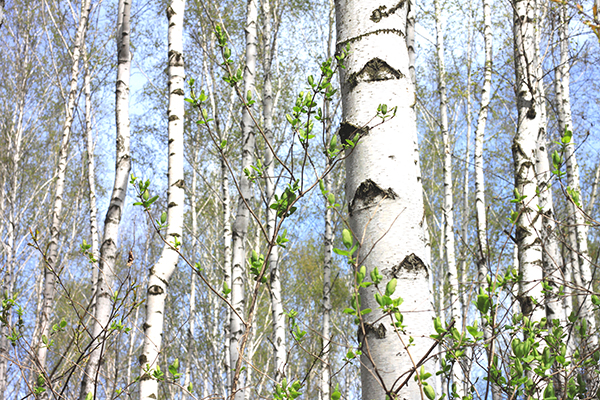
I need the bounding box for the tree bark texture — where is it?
[139,1,185,398]
[229,0,257,397]
[335,0,437,397]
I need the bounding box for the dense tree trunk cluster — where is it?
[0,0,599,399]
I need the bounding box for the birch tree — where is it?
[434,0,463,394]
[229,0,258,397]
[555,2,598,346]
[261,0,286,384]
[320,2,335,399]
[335,0,437,397]
[83,47,100,318]
[33,0,91,394]
[512,0,545,325]
[79,0,131,398]
[139,1,185,398]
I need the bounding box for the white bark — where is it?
[434,0,463,394]
[0,0,4,29]
[335,0,437,397]
[320,2,335,399]
[587,161,600,216]
[555,3,598,347]
[79,2,131,397]
[84,46,100,317]
[512,0,545,324]
[262,0,286,384]
[139,1,185,398]
[183,155,199,399]
[33,0,91,395]
[532,2,562,325]
[229,0,257,397]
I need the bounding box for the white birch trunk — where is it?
[79,2,131,397]
[532,3,562,325]
[335,0,437,397]
[473,2,502,398]
[512,0,545,325]
[183,147,200,400]
[320,2,335,399]
[0,66,27,400]
[33,0,91,394]
[555,3,598,347]
[0,0,4,29]
[434,0,463,394]
[139,1,185,398]
[79,1,131,397]
[84,47,100,317]
[230,0,257,397]
[587,161,600,216]
[262,0,286,384]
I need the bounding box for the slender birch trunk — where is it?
[473,1,502,398]
[320,2,335,399]
[33,0,91,395]
[531,2,562,325]
[183,145,200,400]
[555,2,598,347]
[79,2,131,398]
[261,0,286,384]
[84,47,100,317]
[434,0,463,393]
[461,15,472,324]
[139,1,185,398]
[0,66,27,400]
[512,0,545,325]
[230,0,257,397]
[587,161,600,216]
[336,0,437,397]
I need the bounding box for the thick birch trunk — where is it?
[79,2,131,397]
[139,1,185,398]
[555,3,598,348]
[230,0,257,397]
[335,0,437,397]
[262,0,286,384]
[512,0,545,324]
[33,0,91,395]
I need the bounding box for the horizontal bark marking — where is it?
[349,179,397,215]
[347,57,404,89]
[358,322,387,342]
[336,29,405,54]
[370,0,408,23]
[391,253,427,276]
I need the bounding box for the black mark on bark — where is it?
[347,58,403,89]
[349,179,397,215]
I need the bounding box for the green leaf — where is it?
[433,317,446,334]
[342,229,353,249]
[160,211,167,224]
[423,383,435,400]
[385,278,397,296]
